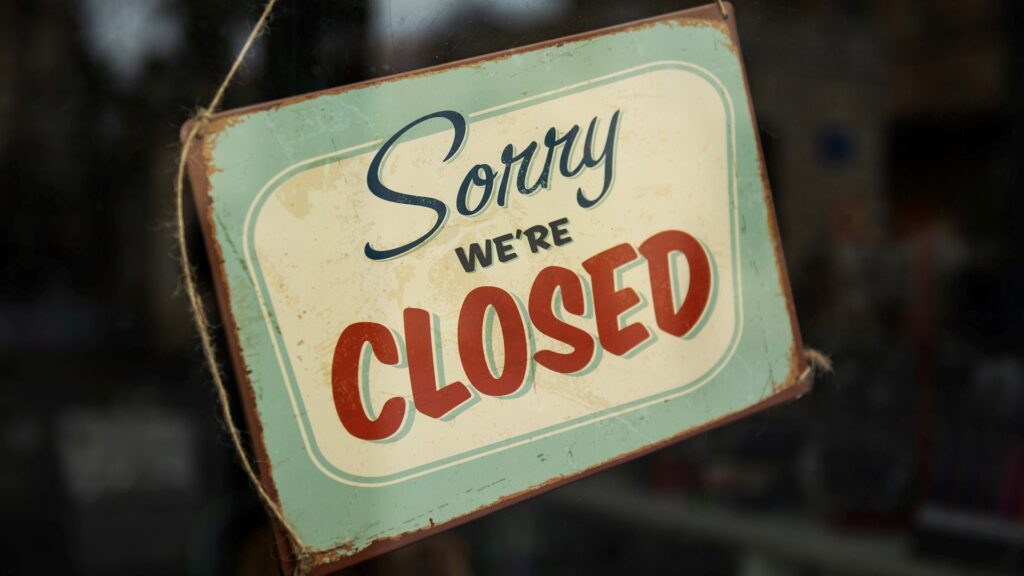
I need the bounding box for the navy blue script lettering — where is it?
[365,110,466,261]
[365,109,620,261]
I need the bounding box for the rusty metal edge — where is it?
[307,368,809,575]
[181,2,727,141]
[724,3,810,388]
[181,2,810,574]
[183,142,298,572]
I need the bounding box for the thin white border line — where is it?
[239,60,743,487]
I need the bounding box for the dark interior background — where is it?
[3,0,1024,574]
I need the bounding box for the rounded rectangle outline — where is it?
[239,60,744,486]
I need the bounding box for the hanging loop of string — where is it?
[174,1,319,574]
[716,0,729,19]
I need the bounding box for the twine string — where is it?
[716,0,729,19]
[173,1,316,573]
[801,348,834,382]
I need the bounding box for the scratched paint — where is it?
[185,4,805,572]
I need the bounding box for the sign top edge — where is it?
[179,3,734,145]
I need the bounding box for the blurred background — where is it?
[3,0,1024,574]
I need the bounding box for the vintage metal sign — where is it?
[185,3,806,571]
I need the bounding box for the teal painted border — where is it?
[242,62,740,485]
[205,20,798,552]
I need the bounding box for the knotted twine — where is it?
[173,1,319,574]
[173,2,828,574]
